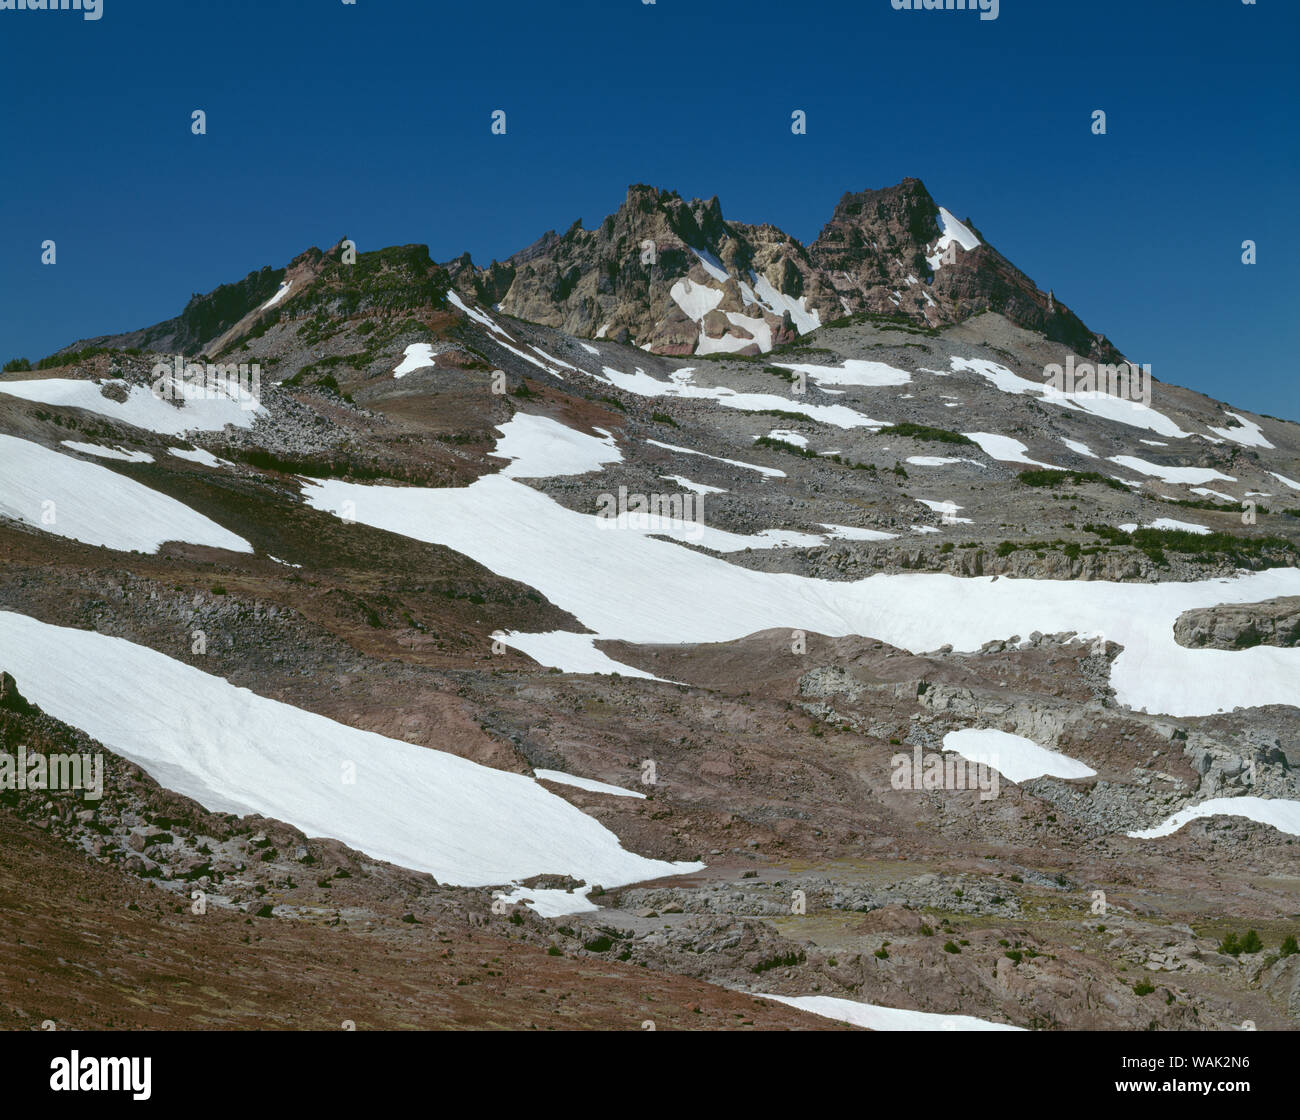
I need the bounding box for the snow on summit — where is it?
[925,206,981,270]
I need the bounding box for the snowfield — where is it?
[766,429,808,448]
[490,413,622,478]
[533,769,646,799]
[1128,796,1300,839]
[1109,455,1235,486]
[647,438,786,478]
[821,524,898,541]
[771,359,912,389]
[301,417,1300,717]
[942,728,1096,784]
[1190,487,1237,504]
[596,364,884,430]
[917,498,973,524]
[1118,518,1211,536]
[260,280,292,309]
[59,441,154,463]
[661,474,727,495]
[925,207,982,272]
[0,611,698,893]
[393,343,437,377]
[168,446,231,468]
[1062,439,1099,458]
[1,435,251,554]
[670,277,723,321]
[963,432,1060,470]
[906,455,983,468]
[949,357,1191,438]
[749,273,821,334]
[447,290,510,337]
[759,993,1024,1031]
[1208,412,1273,449]
[597,508,827,553]
[0,376,262,434]
[490,630,663,680]
[670,265,821,353]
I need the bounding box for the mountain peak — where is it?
[439,178,1117,361]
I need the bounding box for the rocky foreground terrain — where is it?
[2,179,1299,1030]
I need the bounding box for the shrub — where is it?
[34,345,113,370]
[878,423,973,446]
[751,949,806,974]
[755,435,817,459]
[1085,523,1296,567]
[752,408,812,422]
[1018,469,1128,492]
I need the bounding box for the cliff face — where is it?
[443,178,1119,360]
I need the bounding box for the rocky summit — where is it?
[2,179,1300,1034]
[443,178,1118,362]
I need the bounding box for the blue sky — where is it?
[2,0,1297,420]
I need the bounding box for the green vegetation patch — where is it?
[878,423,973,446]
[1018,469,1129,493]
[1085,523,1297,567]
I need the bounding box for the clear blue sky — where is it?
[2,0,1297,420]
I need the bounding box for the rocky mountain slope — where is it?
[443,178,1118,361]
[2,184,1299,1031]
